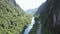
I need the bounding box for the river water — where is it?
[23,17,42,34]
[24,17,35,34]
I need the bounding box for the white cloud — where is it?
[15,0,46,11]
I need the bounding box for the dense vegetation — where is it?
[0,0,32,34]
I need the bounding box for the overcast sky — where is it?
[15,0,46,11]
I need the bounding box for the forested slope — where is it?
[0,0,32,34]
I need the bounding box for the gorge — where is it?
[0,0,60,34]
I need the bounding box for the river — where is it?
[23,17,35,34]
[23,17,42,34]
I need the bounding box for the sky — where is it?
[15,0,46,11]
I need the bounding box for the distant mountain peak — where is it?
[25,8,38,16]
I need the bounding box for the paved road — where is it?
[37,21,42,34]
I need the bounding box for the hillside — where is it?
[25,8,38,15]
[0,0,32,34]
[35,3,45,15]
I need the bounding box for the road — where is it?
[37,21,42,34]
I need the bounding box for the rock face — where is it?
[0,0,32,34]
[35,3,45,15]
[37,0,60,34]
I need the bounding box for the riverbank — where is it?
[21,26,27,34]
[21,17,35,34]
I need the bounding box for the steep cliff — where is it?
[0,0,32,34]
[37,0,60,34]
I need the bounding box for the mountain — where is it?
[25,8,38,15]
[0,0,32,34]
[35,3,45,15]
[35,0,60,34]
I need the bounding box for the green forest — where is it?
[0,0,32,34]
